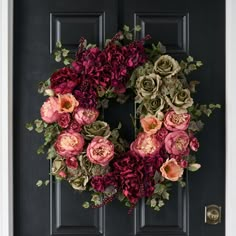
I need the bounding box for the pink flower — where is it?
[165,131,189,155]
[74,107,99,126]
[86,136,114,166]
[164,111,190,131]
[58,93,79,113]
[69,120,82,132]
[140,115,162,135]
[54,131,85,157]
[40,97,59,123]
[156,127,169,140]
[189,137,200,152]
[130,132,162,158]
[58,113,71,128]
[58,171,67,178]
[160,158,184,181]
[65,157,78,169]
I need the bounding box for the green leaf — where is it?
[125,201,131,207]
[63,58,70,65]
[134,25,142,31]
[154,206,160,211]
[25,122,34,131]
[117,122,122,129]
[123,25,130,32]
[125,32,133,40]
[189,80,200,93]
[156,42,166,54]
[188,64,197,72]
[82,202,90,208]
[188,163,201,172]
[55,54,62,62]
[56,41,62,48]
[158,200,165,207]
[187,56,194,63]
[37,145,45,155]
[61,48,69,57]
[36,180,43,187]
[150,199,157,207]
[162,191,169,200]
[196,61,203,67]
[44,180,50,186]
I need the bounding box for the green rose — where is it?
[160,77,183,97]
[51,157,66,175]
[70,176,89,191]
[154,55,181,78]
[135,73,162,100]
[165,89,193,114]
[143,95,165,115]
[82,121,111,140]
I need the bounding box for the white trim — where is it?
[0,0,13,235]
[226,0,236,236]
[0,0,235,236]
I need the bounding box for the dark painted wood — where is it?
[14,0,225,236]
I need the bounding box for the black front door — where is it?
[14,1,225,236]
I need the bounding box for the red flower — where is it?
[65,156,78,169]
[50,67,78,94]
[58,113,71,128]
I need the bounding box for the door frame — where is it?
[0,0,234,235]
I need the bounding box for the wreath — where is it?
[26,25,220,213]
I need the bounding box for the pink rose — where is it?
[65,156,78,169]
[69,120,82,132]
[130,132,162,158]
[164,111,190,131]
[58,113,71,128]
[165,131,189,155]
[156,127,169,140]
[58,170,67,178]
[54,131,85,157]
[189,137,200,152]
[160,158,184,181]
[140,115,162,135]
[40,97,59,123]
[58,93,79,113]
[74,107,99,125]
[87,136,114,166]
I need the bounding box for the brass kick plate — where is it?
[205,205,221,225]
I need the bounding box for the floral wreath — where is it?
[26,25,220,213]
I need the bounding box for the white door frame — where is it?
[0,0,235,235]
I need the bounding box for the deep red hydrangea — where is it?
[50,67,78,94]
[91,173,118,192]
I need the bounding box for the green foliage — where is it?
[53,41,73,65]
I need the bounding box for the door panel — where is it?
[14,1,225,236]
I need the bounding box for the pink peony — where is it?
[130,132,162,158]
[58,93,79,113]
[58,113,71,128]
[189,137,200,152]
[40,97,59,123]
[156,127,169,140]
[69,120,82,132]
[74,107,99,126]
[86,136,114,166]
[164,111,190,131]
[165,131,190,155]
[65,156,78,169]
[54,131,84,157]
[140,115,162,135]
[160,158,184,181]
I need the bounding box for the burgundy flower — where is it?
[69,120,82,132]
[58,113,71,128]
[156,127,169,141]
[65,156,79,169]
[50,67,78,94]
[91,173,117,192]
[189,137,200,152]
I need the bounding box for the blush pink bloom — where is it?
[65,156,79,169]
[40,97,59,123]
[87,136,114,166]
[165,131,190,155]
[58,93,79,113]
[130,132,162,158]
[189,137,200,152]
[140,115,162,135]
[58,170,67,178]
[160,158,184,181]
[54,131,85,157]
[164,110,190,131]
[74,107,99,126]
